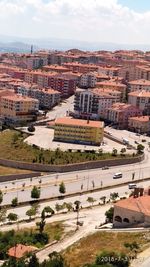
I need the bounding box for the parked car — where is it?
[128,183,137,189]
[102,166,109,170]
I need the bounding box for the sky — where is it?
[1,0,150,44]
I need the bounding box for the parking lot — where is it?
[25,126,133,153]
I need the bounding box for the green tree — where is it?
[11,197,18,207]
[28,125,35,133]
[59,182,66,195]
[87,197,96,206]
[98,148,103,156]
[48,251,64,267]
[110,192,119,202]
[55,203,64,213]
[43,206,55,217]
[36,210,46,234]
[112,148,118,156]
[74,200,81,228]
[26,207,36,220]
[64,202,73,212]
[31,186,40,199]
[137,144,145,154]
[120,148,126,156]
[0,207,7,223]
[100,196,106,205]
[105,207,114,223]
[28,254,40,267]
[7,213,18,222]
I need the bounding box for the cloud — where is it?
[0,0,150,44]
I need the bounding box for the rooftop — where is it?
[1,94,39,102]
[8,244,37,259]
[115,195,150,216]
[128,90,150,97]
[55,117,104,128]
[129,116,150,123]
[129,79,150,86]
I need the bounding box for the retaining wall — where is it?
[0,172,41,183]
[0,154,144,173]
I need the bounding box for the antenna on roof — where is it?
[31,45,33,54]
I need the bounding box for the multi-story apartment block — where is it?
[0,95,39,124]
[128,79,150,92]
[54,117,104,145]
[96,80,127,101]
[98,66,121,77]
[135,65,150,80]
[74,89,118,120]
[128,91,150,114]
[0,89,15,114]
[42,65,69,73]
[128,116,150,134]
[107,103,142,129]
[14,54,48,69]
[15,86,60,109]
[79,73,97,88]
[63,62,99,73]
[48,74,77,97]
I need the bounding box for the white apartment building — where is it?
[128,79,150,92]
[79,73,97,88]
[74,89,117,120]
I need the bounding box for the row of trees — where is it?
[2,252,65,267]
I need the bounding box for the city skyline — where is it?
[1,0,150,45]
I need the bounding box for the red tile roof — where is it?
[8,244,36,259]
[115,196,150,216]
[55,117,104,128]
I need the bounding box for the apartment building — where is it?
[54,117,104,145]
[0,95,39,123]
[128,91,150,114]
[79,72,97,88]
[42,65,69,73]
[98,66,120,77]
[128,116,150,134]
[15,86,60,109]
[63,62,99,73]
[48,74,77,97]
[14,54,48,69]
[128,79,150,92]
[0,89,15,114]
[135,65,150,80]
[96,80,127,101]
[107,103,142,129]
[74,89,118,120]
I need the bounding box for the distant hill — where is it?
[0,35,150,52]
[0,41,38,53]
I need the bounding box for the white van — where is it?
[113,172,123,179]
[128,183,137,189]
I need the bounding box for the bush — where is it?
[33,233,49,246]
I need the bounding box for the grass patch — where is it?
[0,166,32,176]
[63,231,150,267]
[0,130,133,165]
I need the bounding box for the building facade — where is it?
[0,95,39,123]
[107,103,142,129]
[54,117,104,145]
[128,116,150,134]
